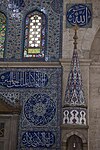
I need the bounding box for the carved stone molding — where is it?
[0,99,21,114]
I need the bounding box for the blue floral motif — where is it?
[22,131,55,148]
[64,49,85,106]
[24,94,56,125]
[51,0,63,14]
[8,0,25,11]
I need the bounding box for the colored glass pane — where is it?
[24,11,46,59]
[0,12,6,58]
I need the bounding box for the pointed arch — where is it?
[66,134,83,150]
[23,10,47,61]
[62,131,87,150]
[62,131,87,144]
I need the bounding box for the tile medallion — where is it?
[66,3,92,28]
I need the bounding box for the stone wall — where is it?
[62,0,100,150]
[62,0,100,59]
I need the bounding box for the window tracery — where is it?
[23,11,46,60]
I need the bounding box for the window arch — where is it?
[0,12,6,58]
[23,10,46,60]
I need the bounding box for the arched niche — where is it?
[62,131,87,150]
[66,135,83,150]
[0,99,21,150]
[90,27,100,62]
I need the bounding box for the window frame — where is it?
[22,10,47,61]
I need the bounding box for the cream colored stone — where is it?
[62,1,100,149]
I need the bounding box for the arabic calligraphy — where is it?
[67,4,92,27]
[22,131,55,148]
[24,94,56,125]
[0,71,48,88]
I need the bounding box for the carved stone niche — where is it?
[0,100,21,150]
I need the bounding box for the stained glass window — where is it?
[24,11,46,60]
[0,12,6,58]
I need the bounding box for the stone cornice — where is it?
[0,62,61,68]
[59,58,92,66]
[61,124,88,129]
[90,62,100,67]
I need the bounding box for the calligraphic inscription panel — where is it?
[66,4,92,28]
[0,71,48,88]
[22,131,55,148]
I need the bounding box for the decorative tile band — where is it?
[64,49,86,106]
[0,91,19,104]
[0,71,48,88]
[63,108,86,125]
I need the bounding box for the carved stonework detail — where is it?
[0,99,21,114]
[63,108,86,125]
